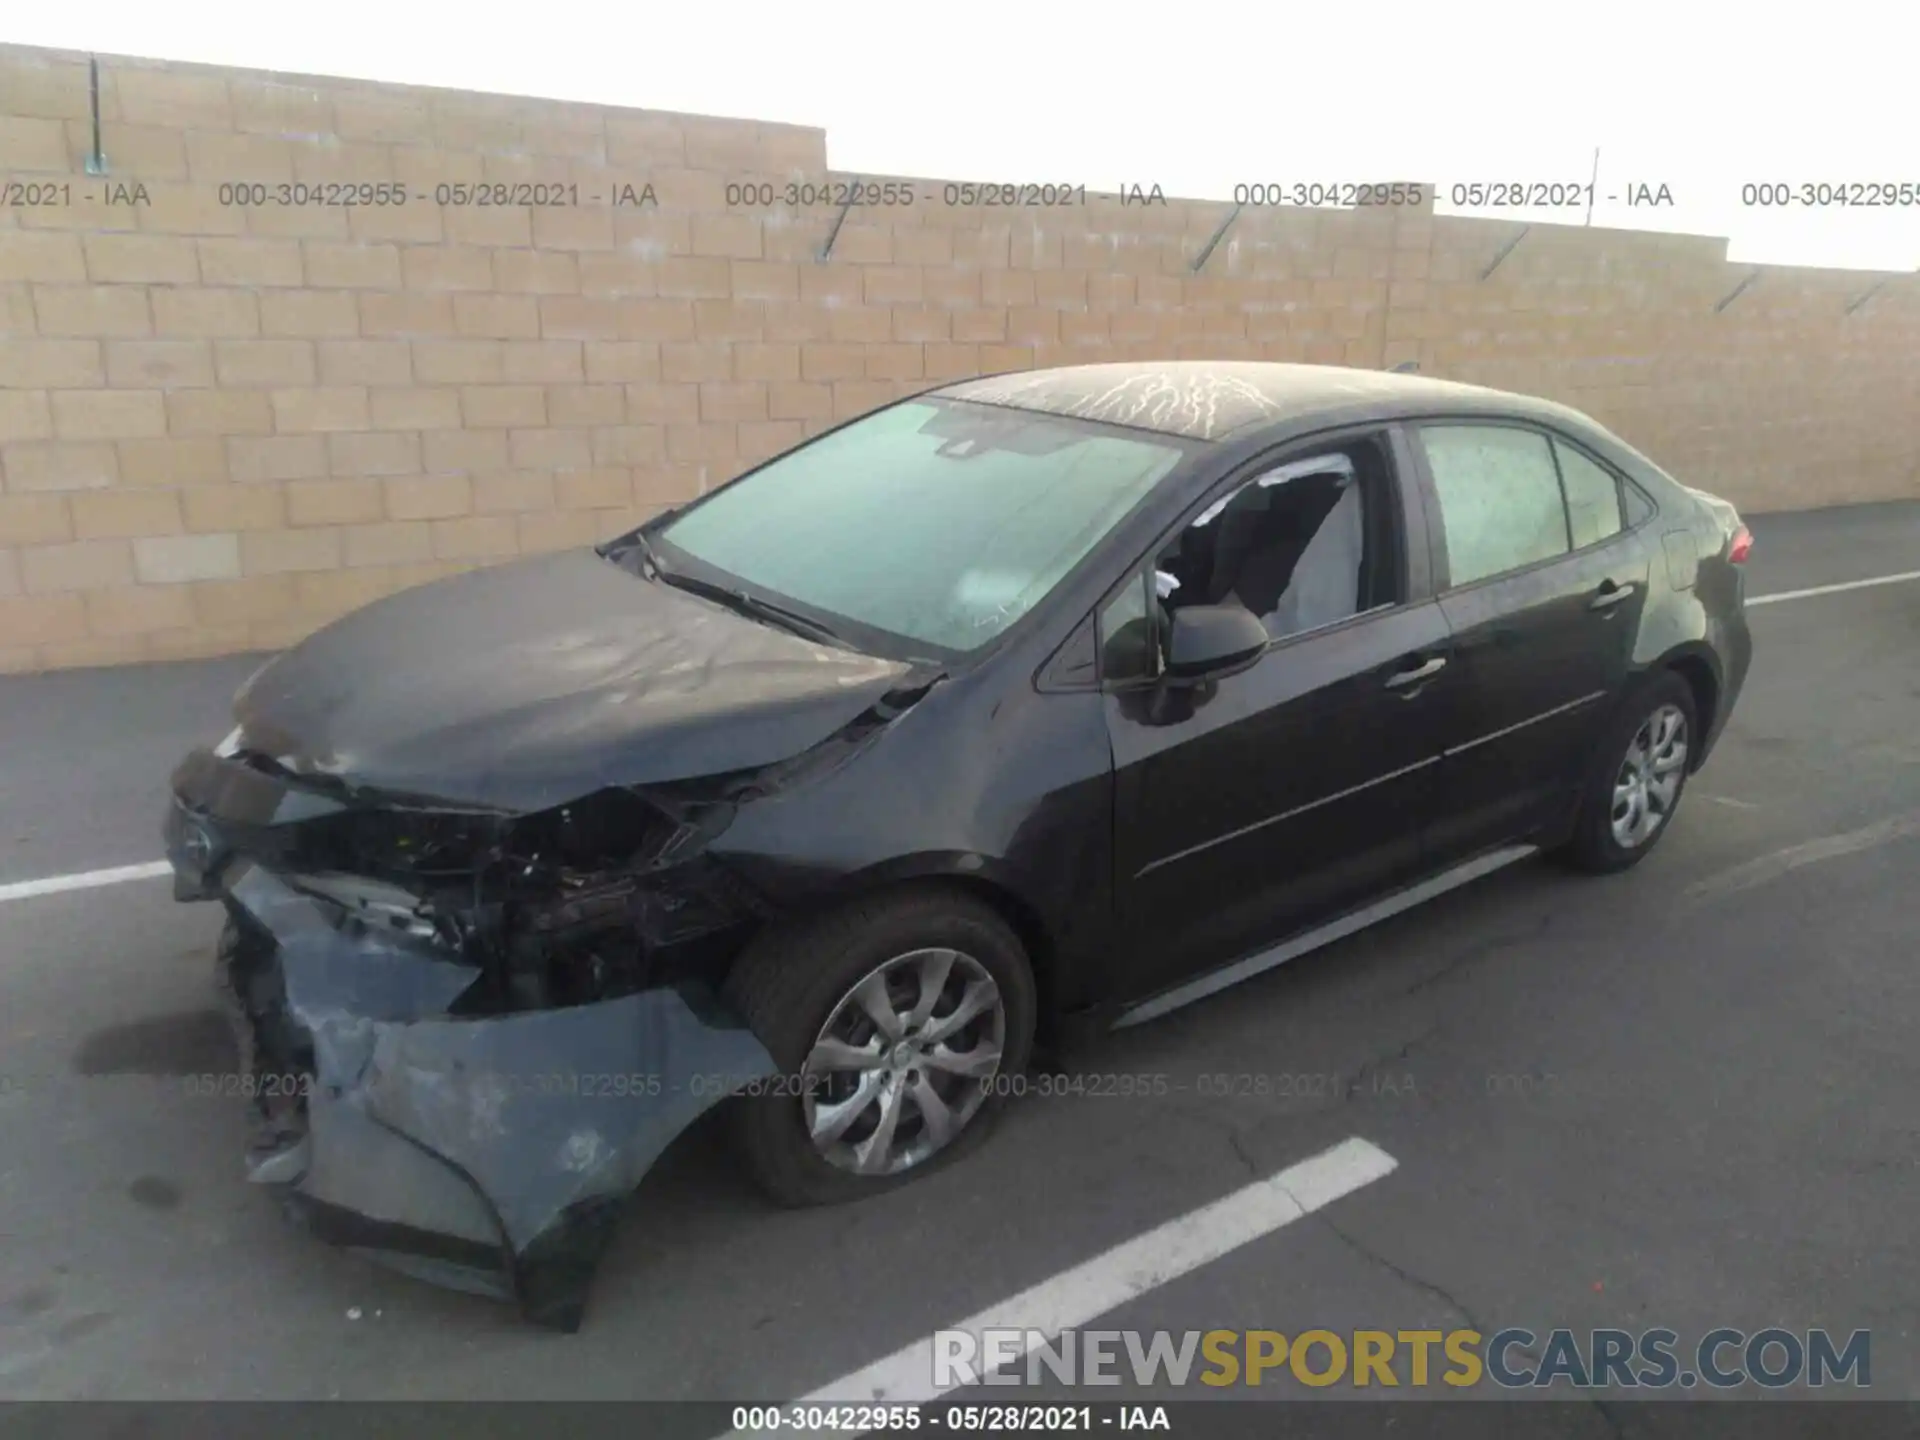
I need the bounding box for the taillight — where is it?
[1727,525,1753,564]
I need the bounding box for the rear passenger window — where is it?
[1417,426,1570,588]
[1555,441,1624,549]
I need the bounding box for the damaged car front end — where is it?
[167,756,783,1330]
[162,546,943,1330]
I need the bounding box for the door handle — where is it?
[1385,655,1448,690]
[1589,580,1638,611]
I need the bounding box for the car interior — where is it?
[1104,436,1403,682]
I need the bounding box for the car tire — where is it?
[722,885,1037,1208]
[1560,671,1699,875]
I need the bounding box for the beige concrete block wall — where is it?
[2,44,1917,673]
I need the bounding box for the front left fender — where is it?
[219,864,777,1331]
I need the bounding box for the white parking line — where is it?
[0,861,173,905]
[1682,807,1920,904]
[725,1136,1396,1432]
[1748,568,1920,606]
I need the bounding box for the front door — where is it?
[1101,428,1456,1005]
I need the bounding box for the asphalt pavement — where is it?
[0,500,1915,1407]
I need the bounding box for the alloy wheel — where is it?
[801,948,1006,1176]
[1610,703,1689,849]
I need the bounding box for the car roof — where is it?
[932,361,1576,443]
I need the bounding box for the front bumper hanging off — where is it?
[165,791,777,1332]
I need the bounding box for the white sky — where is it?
[10,0,1920,272]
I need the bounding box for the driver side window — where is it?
[1097,434,1401,685]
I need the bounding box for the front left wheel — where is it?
[722,887,1037,1208]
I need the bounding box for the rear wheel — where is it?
[1561,671,1697,873]
[723,887,1037,1207]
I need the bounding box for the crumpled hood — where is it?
[231,548,913,811]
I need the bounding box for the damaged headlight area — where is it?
[179,758,775,1012]
[165,756,790,1330]
[285,784,770,1013]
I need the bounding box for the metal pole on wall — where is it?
[1843,265,1919,316]
[85,57,108,175]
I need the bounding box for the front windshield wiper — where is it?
[601,529,661,577]
[654,570,846,648]
[601,533,848,647]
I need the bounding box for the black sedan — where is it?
[163,361,1754,1328]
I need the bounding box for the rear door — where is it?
[1407,420,1653,863]
[1100,426,1456,1004]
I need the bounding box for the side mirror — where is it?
[1165,605,1269,681]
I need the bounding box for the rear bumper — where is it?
[1699,609,1754,769]
[165,756,778,1331]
